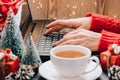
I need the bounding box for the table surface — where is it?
[32,55,109,80]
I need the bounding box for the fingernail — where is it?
[43,33,47,36]
[43,32,49,36]
[52,44,56,47]
[53,42,58,47]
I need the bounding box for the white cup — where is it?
[50,45,99,77]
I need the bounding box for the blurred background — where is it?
[22,0,120,41]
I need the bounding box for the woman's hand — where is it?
[44,17,92,35]
[53,29,101,51]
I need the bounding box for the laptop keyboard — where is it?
[36,25,63,56]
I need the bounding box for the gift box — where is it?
[102,44,120,80]
[0,49,19,79]
[100,44,120,70]
[100,51,120,70]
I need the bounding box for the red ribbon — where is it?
[0,59,5,80]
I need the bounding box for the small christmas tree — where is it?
[21,33,42,67]
[0,9,26,60]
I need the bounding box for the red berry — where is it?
[4,54,9,60]
[6,48,11,54]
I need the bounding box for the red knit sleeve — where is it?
[98,30,120,52]
[86,13,120,34]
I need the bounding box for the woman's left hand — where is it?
[44,17,91,35]
[53,29,101,51]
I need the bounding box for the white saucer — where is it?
[39,60,102,80]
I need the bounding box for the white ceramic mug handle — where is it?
[85,56,100,73]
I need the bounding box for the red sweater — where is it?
[86,13,120,52]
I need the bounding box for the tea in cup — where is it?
[50,45,99,77]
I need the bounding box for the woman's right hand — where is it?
[44,17,92,35]
[53,29,101,51]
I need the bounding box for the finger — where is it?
[60,27,75,34]
[64,29,79,37]
[44,28,54,35]
[46,20,73,28]
[56,39,82,46]
[53,34,78,46]
[44,25,62,35]
[53,38,67,47]
[64,28,89,37]
[57,39,78,46]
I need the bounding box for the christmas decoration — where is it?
[100,44,120,70]
[0,48,19,79]
[5,65,35,80]
[21,33,41,67]
[0,0,23,32]
[108,65,120,80]
[112,44,120,54]
[100,44,120,80]
[0,9,26,60]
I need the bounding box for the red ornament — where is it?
[6,48,11,54]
